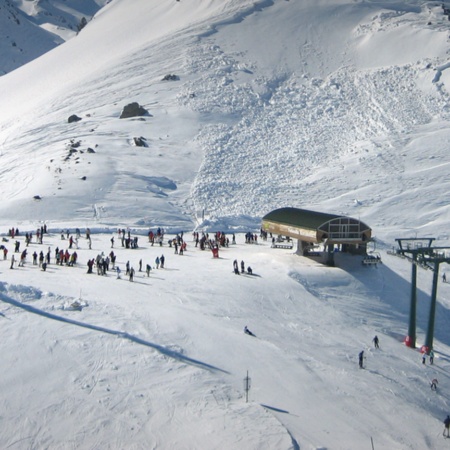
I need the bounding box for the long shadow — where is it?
[0,292,229,374]
[336,252,450,348]
[261,404,290,414]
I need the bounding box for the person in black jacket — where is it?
[444,415,450,437]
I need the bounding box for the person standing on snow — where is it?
[359,350,364,369]
[431,378,438,391]
[430,349,435,365]
[160,254,165,268]
[155,256,160,269]
[444,415,450,437]
[373,335,379,349]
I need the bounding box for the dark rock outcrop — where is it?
[119,102,149,119]
[68,114,82,123]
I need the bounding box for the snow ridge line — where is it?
[0,290,229,374]
[196,0,275,39]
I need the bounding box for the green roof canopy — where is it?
[262,207,372,244]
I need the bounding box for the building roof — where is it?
[261,207,372,244]
[262,207,342,231]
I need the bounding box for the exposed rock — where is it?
[33,195,42,200]
[162,74,179,81]
[87,147,96,153]
[68,114,82,123]
[119,102,149,119]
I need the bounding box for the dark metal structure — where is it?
[394,238,450,353]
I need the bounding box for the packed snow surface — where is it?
[1,0,450,448]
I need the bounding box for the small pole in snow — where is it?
[243,371,251,403]
[371,436,375,450]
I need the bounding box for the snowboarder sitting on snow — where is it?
[244,326,255,337]
[444,415,450,437]
[431,378,438,391]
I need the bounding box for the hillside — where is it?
[1,1,450,448]
[0,0,449,243]
[0,0,109,75]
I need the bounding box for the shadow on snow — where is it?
[0,292,229,374]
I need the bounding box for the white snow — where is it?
[1,0,450,448]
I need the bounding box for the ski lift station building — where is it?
[261,207,372,260]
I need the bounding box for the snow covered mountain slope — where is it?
[0,0,109,75]
[2,2,450,449]
[0,0,450,242]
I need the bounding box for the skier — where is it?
[244,326,255,337]
[444,415,450,437]
[233,259,239,274]
[373,335,379,349]
[146,264,151,277]
[430,349,435,365]
[241,260,245,273]
[431,378,438,391]
[359,350,364,369]
[443,273,447,283]
[160,254,165,268]
[116,266,121,279]
[18,249,27,267]
[129,267,135,282]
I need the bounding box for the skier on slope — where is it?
[244,326,255,337]
[429,349,435,365]
[359,350,364,369]
[431,378,438,391]
[373,335,379,349]
[444,415,450,437]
